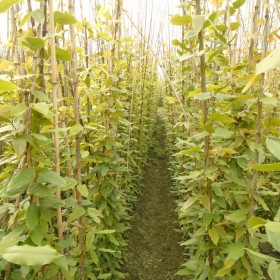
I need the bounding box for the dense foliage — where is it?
[0,0,159,279]
[166,0,280,279]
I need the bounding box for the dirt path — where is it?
[123,119,186,280]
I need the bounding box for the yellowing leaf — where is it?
[0,0,22,13]
[69,124,83,136]
[212,113,236,124]
[211,147,237,155]
[182,197,197,211]
[192,15,205,35]
[54,11,77,25]
[251,162,280,172]
[200,195,211,212]
[2,245,61,266]
[180,146,200,156]
[256,45,280,75]
[216,259,235,277]
[56,47,72,61]
[209,227,219,245]
[266,138,280,160]
[170,14,192,25]
[0,79,18,93]
[242,74,260,93]
[248,216,267,230]
[0,60,10,71]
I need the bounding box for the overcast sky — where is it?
[0,0,182,49]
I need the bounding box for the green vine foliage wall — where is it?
[166,0,280,279]
[0,0,159,279]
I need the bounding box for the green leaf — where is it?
[266,229,280,252]
[266,138,280,160]
[194,92,214,101]
[12,137,27,157]
[37,170,67,187]
[230,22,240,31]
[54,11,77,25]
[0,0,22,13]
[69,124,83,136]
[32,102,49,117]
[233,0,246,9]
[6,168,36,196]
[24,37,45,50]
[0,228,24,253]
[245,248,275,261]
[0,79,18,93]
[10,103,28,116]
[28,183,53,197]
[251,162,280,172]
[97,273,112,279]
[256,45,280,75]
[88,208,103,224]
[118,118,131,126]
[98,248,119,254]
[265,221,280,234]
[170,14,192,25]
[227,243,244,261]
[68,207,86,222]
[213,128,234,139]
[2,245,61,266]
[101,166,109,177]
[216,24,228,32]
[31,90,50,102]
[192,15,205,35]
[261,97,278,107]
[227,210,247,223]
[212,113,236,124]
[32,9,45,24]
[191,131,209,141]
[26,204,40,231]
[30,225,44,245]
[77,184,88,198]
[56,47,72,61]
[268,260,280,280]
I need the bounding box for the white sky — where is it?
[0,0,181,46]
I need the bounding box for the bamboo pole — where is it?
[68,1,84,278]
[48,0,64,243]
[196,0,213,268]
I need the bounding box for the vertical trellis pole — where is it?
[48,0,63,243]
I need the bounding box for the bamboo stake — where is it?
[48,0,64,243]
[196,0,213,268]
[248,1,269,217]
[68,1,84,278]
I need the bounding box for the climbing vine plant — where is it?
[167,0,280,279]
[0,0,159,279]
